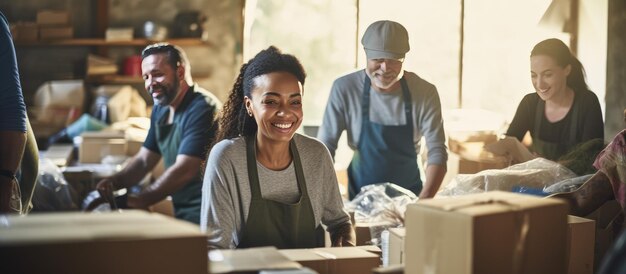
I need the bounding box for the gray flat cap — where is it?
[361,20,410,60]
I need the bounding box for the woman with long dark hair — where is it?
[200,46,354,249]
[506,38,604,160]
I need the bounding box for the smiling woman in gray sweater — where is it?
[200,46,353,249]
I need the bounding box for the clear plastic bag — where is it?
[543,174,594,194]
[346,183,417,224]
[439,158,578,196]
[31,159,78,211]
[345,183,417,246]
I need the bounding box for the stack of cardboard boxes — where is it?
[11,10,73,42]
[37,10,73,40]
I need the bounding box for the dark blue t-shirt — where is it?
[0,11,27,132]
[143,85,219,161]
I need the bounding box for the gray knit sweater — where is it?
[200,134,350,249]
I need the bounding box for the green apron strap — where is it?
[245,136,263,201]
[155,113,202,224]
[567,93,580,144]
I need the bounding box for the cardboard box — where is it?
[454,142,511,174]
[448,132,498,154]
[357,244,382,258]
[41,144,74,167]
[210,247,301,274]
[79,131,127,163]
[105,27,134,41]
[567,215,595,274]
[33,80,85,127]
[0,210,207,274]
[150,197,175,217]
[36,10,70,25]
[13,22,38,42]
[405,191,569,274]
[355,221,393,246]
[40,26,73,39]
[280,246,380,274]
[458,155,510,174]
[372,265,404,274]
[387,227,405,266]
[126,139,143,156]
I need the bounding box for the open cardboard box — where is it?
[79,131,127,163]
[405,191,569,274]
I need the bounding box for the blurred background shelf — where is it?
[15,38,210,47]
[86,75,144,84]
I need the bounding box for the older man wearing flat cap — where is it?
[318,20,447,199]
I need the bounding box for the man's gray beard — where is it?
[367,70,404,90]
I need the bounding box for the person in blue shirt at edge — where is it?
[505,38,604,161]
[0,11,38,214]
[201,46,354,249]
[317,20,448,199]
[95,43,221,224]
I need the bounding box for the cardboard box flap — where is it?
[280,249,326,261]
[210,247,301,274]
[416,191,568,217]
[313,247,379,259]
[388,227,405,238]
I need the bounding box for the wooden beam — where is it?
[569,0,579,54]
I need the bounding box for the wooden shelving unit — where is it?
[86,75,144,84]
[15,38,210,47]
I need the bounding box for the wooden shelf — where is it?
[87,75,144,84]
[15,38,210,47]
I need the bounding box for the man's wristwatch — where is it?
[0,169,16,181]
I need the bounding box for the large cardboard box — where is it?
[405,191,569,274]
[79,131,127,163]
[280,247,380,274]
[0,210,207,274]
[567,215,595,274]
[387,227,405,266]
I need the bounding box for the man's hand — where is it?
[96,178,116,197]
[330,223,356,247]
